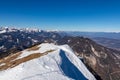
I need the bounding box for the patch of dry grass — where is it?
[27,45,40,51]
[0,52,22,64]
[0,50,54,70]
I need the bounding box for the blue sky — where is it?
[0,0,120,32]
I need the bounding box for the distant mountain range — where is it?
[92,37,120,51]
[59,31,120,39]
[0,27,61,58]
[0,27,120,80]
[58,31,120,51]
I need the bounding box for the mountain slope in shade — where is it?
[57,36,120,80]
[0,43,96,80]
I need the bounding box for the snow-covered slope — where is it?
[0,43,96,80]
[0,30,6,34]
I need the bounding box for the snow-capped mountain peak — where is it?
[0,43,96,80]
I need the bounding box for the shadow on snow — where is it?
[59,50,88,80]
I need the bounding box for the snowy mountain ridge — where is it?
[0,27,41,33]
[0,43,96,80]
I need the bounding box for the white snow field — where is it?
[0,43,96,80]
